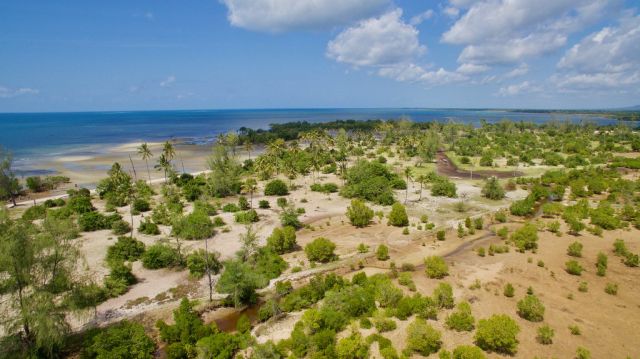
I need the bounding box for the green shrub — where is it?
[305,237,337,263]
[336,332,369,359]
[536,324,554,345]
[576,347,591,359]
[613,239,627,256]
[132,198,151,213]
[405,319,442,356]
[376,245,390,261]
[106,236,145,264]
[387,203,409,227]
[452,345,486,359]
[482,177,505,200]
[264,179,289,196]
[138,217,160,235]
[431,178,457,198]
[474,314,520,355]
[346,199,374,227]
[445,301,475,331]
[186,249,222,278]
[238,196,250,210]
[82,321,155,359]
[567,241,583,257]
[340,160,401,205]
[569,324,581,335]
[280,205,302,229]
[510,198,534,216]
[510,223,538,251]
[111,220,132,235]
[604,282,618,295]
[234,209,259,224]
[565,260,583,276]
[222,203,240,213]
[172,210,215,240]
[504,283,515,297]
[193,200,217,216]
[374,317,397,332]
[141,244,181,269]
[258,200,270,209]
[22,205,47,221]
[424,256,448,279]
[436,230,446,241]
[79,211,110,232]
[266,226,297,254]
[433,282,454,309]
[516,295,545,322]
[495,210,507,223]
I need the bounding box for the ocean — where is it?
[0,108,625,174]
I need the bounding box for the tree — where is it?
[305,237,337,263]
[172,210,215,240]
[404,167,412,204]
[83,320,155,359]
[388,202,409,227]
[481,177,505,200]
[217,260,259,307]
[452,345,486,359]
[346,199,374,227]
[207,143,242,197]
[424,256,448,279]
[510,223,538,251]
[266,226,297,254]
[335,332,369,359]
[0,147,21,206]
[446,301,475,331]
[137,142,153,183]
[264,179,289,196]
[376,244,390,260]
[516,295,545,322]
[405,319,442,356]
[241,178,258,208]
[474,314,520,355]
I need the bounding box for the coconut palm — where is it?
[243,139,254,160]
[162,141,175,163]
[404,167,412,204]
[155,154,170,183]
[241,178,258,208]
[137,142,153,183]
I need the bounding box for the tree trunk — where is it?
[204,237,213,302]
[145,159,151,183]
[129,155,137,181]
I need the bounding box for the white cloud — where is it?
[456,63,489,75]
[504,63,529,78]
[410,9,434,26]
[327,9,425,67]
[379,64,468,85]
[160,75,176,87]
[443,6,460,18]
[498,80,542,96]
[554,13,640,90]
[0,86,39,98]
[221,0,390,33]
[442,0,620,65]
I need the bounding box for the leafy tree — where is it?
[510,223,538,251]
[336,332,369,359]
[376,244,390,261]
[388,202,409,227]
[346,199,374,227]
[280,203,302,229]
[474,314,520,355]
[516,295,545,322]
[405,319,442,356]
[305,237,337,263]
[482,177,505,200]
[217,260,260,307]
[141,243,181,269]
[83,321,155,359]
[266,226,297,254]
[433,282,454,309]
[186,249,222,278]
[172,210,215,240]
[96,163,134,207]
[264,179,289,196]
[424,256,448,279]
[207,143,242,197]
[340,160,402,205]
[137,142,153,183]
[446,301,475,331]
[0,147,20,206]
[431,178,457,198]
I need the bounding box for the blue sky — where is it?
[1,0,639,112]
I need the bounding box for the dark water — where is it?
[0,108,623,171]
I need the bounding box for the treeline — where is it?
[511,109,640,122]
[238,119,385,144]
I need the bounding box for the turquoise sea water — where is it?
[0,108,624,174]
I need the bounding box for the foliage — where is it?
[305,237,337,263]
[604,282,618,295]
[433,282,454,309]
[280,204,302,229]
[172,210,215,240]
[376,245,390,261]
[340,160,402,205]
[482,177,505,200]
[431,177,457,198]
[186,249,222,278]
[510,223,538,251]
[516,295,545,322]
[437,230,446,241]
[336,332,369,359]
[82,320,155,359]
[567,241,583,257]
[235,209,260,224]
[207,143,242,197]
[346,199,374,227]
[141,243,181,269]
[138,217,160,235]
[266,226,297,254]
[452,345,486,359]
[106,236,145,264]
[537,324,554,345]
[217,260,260,307]
[565,260,584,276]
[258,200,270,209]
[424,256,448,279]
[388,202,409,227]
[474,314,520,355]
[405,319,442,356]
[264,179,289,196]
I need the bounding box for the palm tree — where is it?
[404,167,412,204]
[243,139,254,160]
[155,154,170,183]
[137,143,153,183]
[162,141,175,163]
[417,174,427,201]
[241,178,258,208]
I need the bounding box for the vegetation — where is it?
[341,160,404,205]
[516,295,545,322]
[424,256,449,279]
[474,314,520,355]
[305,237,337,263]
[346,199,374,227]
[388,202,409,227]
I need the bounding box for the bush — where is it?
[138,217,160,235]
[172,210,215,240]
[482,177,505,200]
[234,209,259,224]
[576,347,592,359]
[516,295,545,322]
[510,198,534,216]
[132,198,151,213]
[266,226,297,254]
[604,282,618,295]
[222,203,240,212]
[264,179,289,196]
[106,236,145,264]
[436,230,446,241]
[388,203,409,227]
[280,205,302,229]
[503,283,515,297]
[336,332,369,359]
[238,196,250,210]
[537,324,554,345]
[340,160,401,205]
[22,205,47,221]
[186,249,222,278]
[433,282,454,309]
[142,244,181,269]
[376,245,390,261]
[431,178,457,198]
[346,199,374,227]
[567,241,583,257]
[474,314,520,355]
[565,260,583,276]
[258,200,270,209]
[111,219,132,235]
[452,345,486,359]
[424,256,448,279]
[510,223,538,251]
[445,301,475,331]
[82,321,155,359]
[305,237,337,263]
[405,319,442,356]
[79,211,109,232]
[374,317,397,332]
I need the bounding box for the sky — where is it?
[1,0,639,112]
